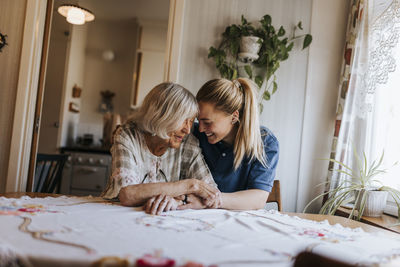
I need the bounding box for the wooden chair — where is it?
[267,180,281,211]
[294,251,355,267]
[34,154,68,193]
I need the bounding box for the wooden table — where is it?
[336,206,400,234]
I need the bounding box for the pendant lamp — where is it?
[58,4,95,25]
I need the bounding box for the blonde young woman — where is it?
[101,82,221,214]
[180,78,279,210]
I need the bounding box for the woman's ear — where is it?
[232,110,240,124]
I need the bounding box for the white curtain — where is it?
[329,0,400,191]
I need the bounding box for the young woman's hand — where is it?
[178,193,222,210]
[144,195,184,215]
[177,194,206,210]
[203,191,223,208]
[186,179,221,203]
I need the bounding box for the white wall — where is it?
[134,20,168,106]
[59,24,88,147]
[78,19,138,144]
[296,0,350,212]
[38,13,70,154]
[177,0,349,212]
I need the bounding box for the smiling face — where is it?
[167,117,195,149]
[197,102,238,145]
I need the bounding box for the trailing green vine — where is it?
[208,15,312,107]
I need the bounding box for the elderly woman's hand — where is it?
[144,195,183,215]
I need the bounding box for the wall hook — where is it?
[0,32,9,52]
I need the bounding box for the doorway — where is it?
[31,0,171,193]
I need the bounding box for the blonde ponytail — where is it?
[234,78,266,169]
[196,78,266,169]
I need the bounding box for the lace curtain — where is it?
[327,0,400,192]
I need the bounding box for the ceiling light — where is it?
[58,4,95,25]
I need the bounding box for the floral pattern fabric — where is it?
[101,122,216,199]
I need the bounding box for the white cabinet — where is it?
[131,20,168,106]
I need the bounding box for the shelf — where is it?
[336,207,400,234]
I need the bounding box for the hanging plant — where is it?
[208,15,312,110]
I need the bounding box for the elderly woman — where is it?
[101,82,221,214]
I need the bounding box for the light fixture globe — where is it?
[58,4,95,25]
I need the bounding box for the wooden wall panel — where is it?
[0,0,27,193]
[178,0,349,212]
[178,0,312,212]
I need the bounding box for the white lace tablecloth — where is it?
[1,196,400,267]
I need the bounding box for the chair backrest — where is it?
[267,180,281,211]
[294,251,355,267]
[34,154,68,193]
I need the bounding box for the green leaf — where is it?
[297,21,303,30]
[278,26,285,36]
[303,34,312,49]
[272,81,278,94]
[255,75,263,88]
[260,15,272,27]
[244,65,253,79]
[230,41,240,56]
[229,25,240,36]
[208,47,217,58]
[241,15,247,25]
[287,42,294,52]
[263,90,271,101]
[232,68,238,80]
[259,103,264,114]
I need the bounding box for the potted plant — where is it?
[208,15,312,111]
[304,149,400,221]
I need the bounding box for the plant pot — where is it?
[356,190,388,217]
[238,36,262,62]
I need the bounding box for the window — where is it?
[370,39,400,216]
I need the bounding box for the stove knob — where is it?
[98,159,104,164]
[77,157,83,163]
[88,158,94,164]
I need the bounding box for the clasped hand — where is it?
[144,190,222,215]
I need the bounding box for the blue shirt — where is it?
[193,124,279,193]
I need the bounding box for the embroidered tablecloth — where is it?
[1,196,399,267]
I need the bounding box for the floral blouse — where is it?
[101,122,216,199]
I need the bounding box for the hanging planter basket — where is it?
[238,36,262,63]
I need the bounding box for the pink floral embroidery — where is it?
[136,254,175,267]
[0,204,59,216]
[111,167,141,187]
[301,229,325,237]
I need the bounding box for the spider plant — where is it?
[304,148,400,221]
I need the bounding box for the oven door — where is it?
[70,165,108,196]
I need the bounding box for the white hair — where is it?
[128,82,198,138]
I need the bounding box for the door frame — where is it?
[6,0,185,192]
[5,0,48,192]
